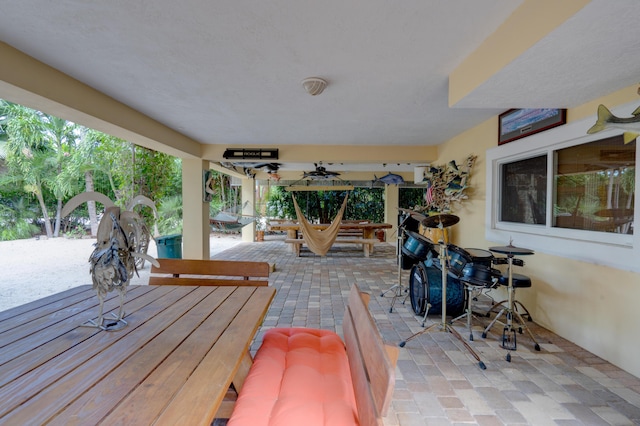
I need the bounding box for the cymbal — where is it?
[489,245,534,256]
[397,208,428,222]
[410,212,428,222]
[421,213,459,228]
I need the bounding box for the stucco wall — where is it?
[438,88,640,378]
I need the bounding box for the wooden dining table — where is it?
[0,284,275,425]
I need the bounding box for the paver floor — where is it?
[213,235,640,425]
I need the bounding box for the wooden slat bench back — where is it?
[344,286,399,425]
[149,258,270,287]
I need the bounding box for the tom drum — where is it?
[447,246,499,286]
[402,231,436,260]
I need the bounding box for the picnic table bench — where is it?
[270,221,392,257]
[284,237,380,257]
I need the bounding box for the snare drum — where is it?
[409,261,465,317]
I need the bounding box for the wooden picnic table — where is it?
[269,221,392,256]
[269,221,392,240]
[0,284,275,425]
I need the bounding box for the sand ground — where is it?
[0,232,243,312]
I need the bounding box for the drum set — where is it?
[384,208,539,365]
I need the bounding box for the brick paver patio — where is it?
[213,235,640,425]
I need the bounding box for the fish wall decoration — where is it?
[373,172,405,185]
[587,104,640,143]
[413,154,476,215]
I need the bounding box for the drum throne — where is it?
[481,246,541,362]
[485,273,534,324]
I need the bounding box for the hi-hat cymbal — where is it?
[422,213,460,228]
[397,207,414,214]
[410,212,428,222]
[489,245,534,256]
[397,208,428,222]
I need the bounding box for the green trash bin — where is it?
[155,234,182,259]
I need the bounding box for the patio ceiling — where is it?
[1,1,639,178]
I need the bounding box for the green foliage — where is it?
[64,225,88,239]
[0,99,188,241]
[1,100,85,237]
[207,170,241,215]
[0,197,40,240]
[156,195,183,235]
[266,186,384,223]
[399,188,425,210]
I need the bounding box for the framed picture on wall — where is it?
[498,108,567,145]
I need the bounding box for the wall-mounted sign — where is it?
[223,148,279,160]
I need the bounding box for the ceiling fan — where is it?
[302,163,341,180]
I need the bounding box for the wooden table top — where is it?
[0,284,275,425]
[269,222,392,231]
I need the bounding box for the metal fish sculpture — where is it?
[587,104,640,143]
[373,172,405,185]
[414,154,476,215]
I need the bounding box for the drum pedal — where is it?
[501,326,517,351]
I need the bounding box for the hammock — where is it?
[209,212,255,232]
[292,193,349,256]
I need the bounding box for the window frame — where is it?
[485,103,639,272]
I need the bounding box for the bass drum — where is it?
[409,262,465,317]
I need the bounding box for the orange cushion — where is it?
[228,328,358,426]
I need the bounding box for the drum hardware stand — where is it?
[451,279,493,342]
[398,215,486,370]
[481,246,540,362]
[380,213,411,313]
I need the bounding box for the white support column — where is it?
[181,159,210,259]
[384,184,400,240]
[241,177,256,242]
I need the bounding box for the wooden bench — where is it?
[284,238,380,257]
[149,258,270,286]
[227,284,399,425]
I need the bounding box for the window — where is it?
[501,155,547,225]
[554,135,634,234]
[486,105,639,272]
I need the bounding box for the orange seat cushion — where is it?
[228,328,358,426]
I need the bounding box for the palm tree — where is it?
[1,100,82,238]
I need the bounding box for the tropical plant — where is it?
[156,195,183,235]
[0,101,85,238]
[265,186,384,223]
[0,196,40,241]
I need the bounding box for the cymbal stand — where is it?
[380,215,410,313]
[481,253,540,362]
[399,224,486,370]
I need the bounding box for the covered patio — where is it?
[2,2,640,422]
[213,235,640,425]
